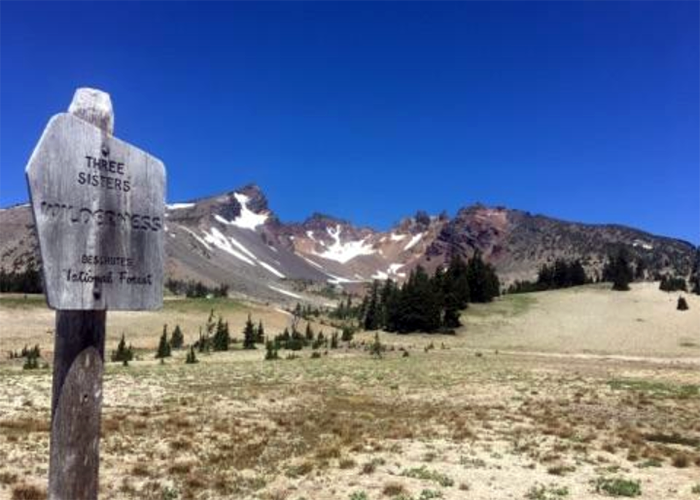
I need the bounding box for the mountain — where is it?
[0,184,695,304]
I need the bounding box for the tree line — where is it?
[165,278,228,298]
[508,259,588,294]
[359,252,500,334]
[0,266,43,293]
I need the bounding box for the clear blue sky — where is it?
[1,2,698,243]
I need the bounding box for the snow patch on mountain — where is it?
[388,263,405,276]
[404,233,424,251]
[228,235,257,260]
[203,227,256,266]
[167,203,195,210]
[312,225,375,263]
[633,240,654,251]
[371,263,406,280]
[390,233,407,242]
[258,260,286,278]
[326,273,362,284]
[268,285,302,299]
[299,254,325,270]
[214,215,232,225]
[233,193,268,230]
[371,270,389,280]
[226,233,285,278]
[213,193,268,230]
[182,227,212,251]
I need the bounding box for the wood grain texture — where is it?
[45,88,113,500]
[49,343,103,500]
[26,113,166,310]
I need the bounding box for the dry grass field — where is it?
[1,283,699,500]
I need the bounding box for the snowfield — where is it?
[268,285,302,299]
[213,192,268,230]
[258,260,286,279]
[181,227,212,251]
[299,255,325,270]
[167,202,195,210]
[371,270,389,280]
[228,234,258,261]
[388,263,406,276]
[633,239,654,250]
[372,263,406,280]
[312,225,375,263]
[204,227,256,266]
[325,273,359,284]
[403,232,424,251]
[232,193,268,230]
[201,227,287,278]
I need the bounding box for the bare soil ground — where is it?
[1,283,699,500]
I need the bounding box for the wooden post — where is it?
[48,89,113,500]
[26,86,164,498]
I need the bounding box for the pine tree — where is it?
[369,332,384,359]
[677,296,689,311]
[205,309,216,336]
[170,325,184,349]
[23,349,39,370]
[363,280,381,331]
[467,252,500,303]
[358,294,369,323]
[660,275,687,292]
[442,292,462,329]
[330,331,339,349]
[265,340,279,360]
[445,254,470,308]
[606,248,633,291]
[394,266,441,333]
[197,325,211,353]
[256,320,265,344]
[305,322,315,342]
[378,279,395,329]
[569,260,587,286]
[341,326,354,342]
[287,327,305,351]
[635,259,646,281]
[111,333,134,363]
[156,326,171,359]
[213,316,231,351]
[185,346,198,364]
[691,248,700,295]
[242,314,257,350]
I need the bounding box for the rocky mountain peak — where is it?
[1,184,696,304]
[302,212,350,230]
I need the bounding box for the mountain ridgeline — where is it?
[0,184,697,303]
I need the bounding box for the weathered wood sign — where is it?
[25,88,167,500]
[26,105,166,310]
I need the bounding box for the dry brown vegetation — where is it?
[0,284,699,499]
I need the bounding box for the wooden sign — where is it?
[26,112,166,310]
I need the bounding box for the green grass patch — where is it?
[461,293,536,320]
[0,293,46,309]
[161,296,244,314]
[400,466,454,487]
[525,483,569,500]
[592,477,641,497]
[608,379,699,399]
[635,458,662,468]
